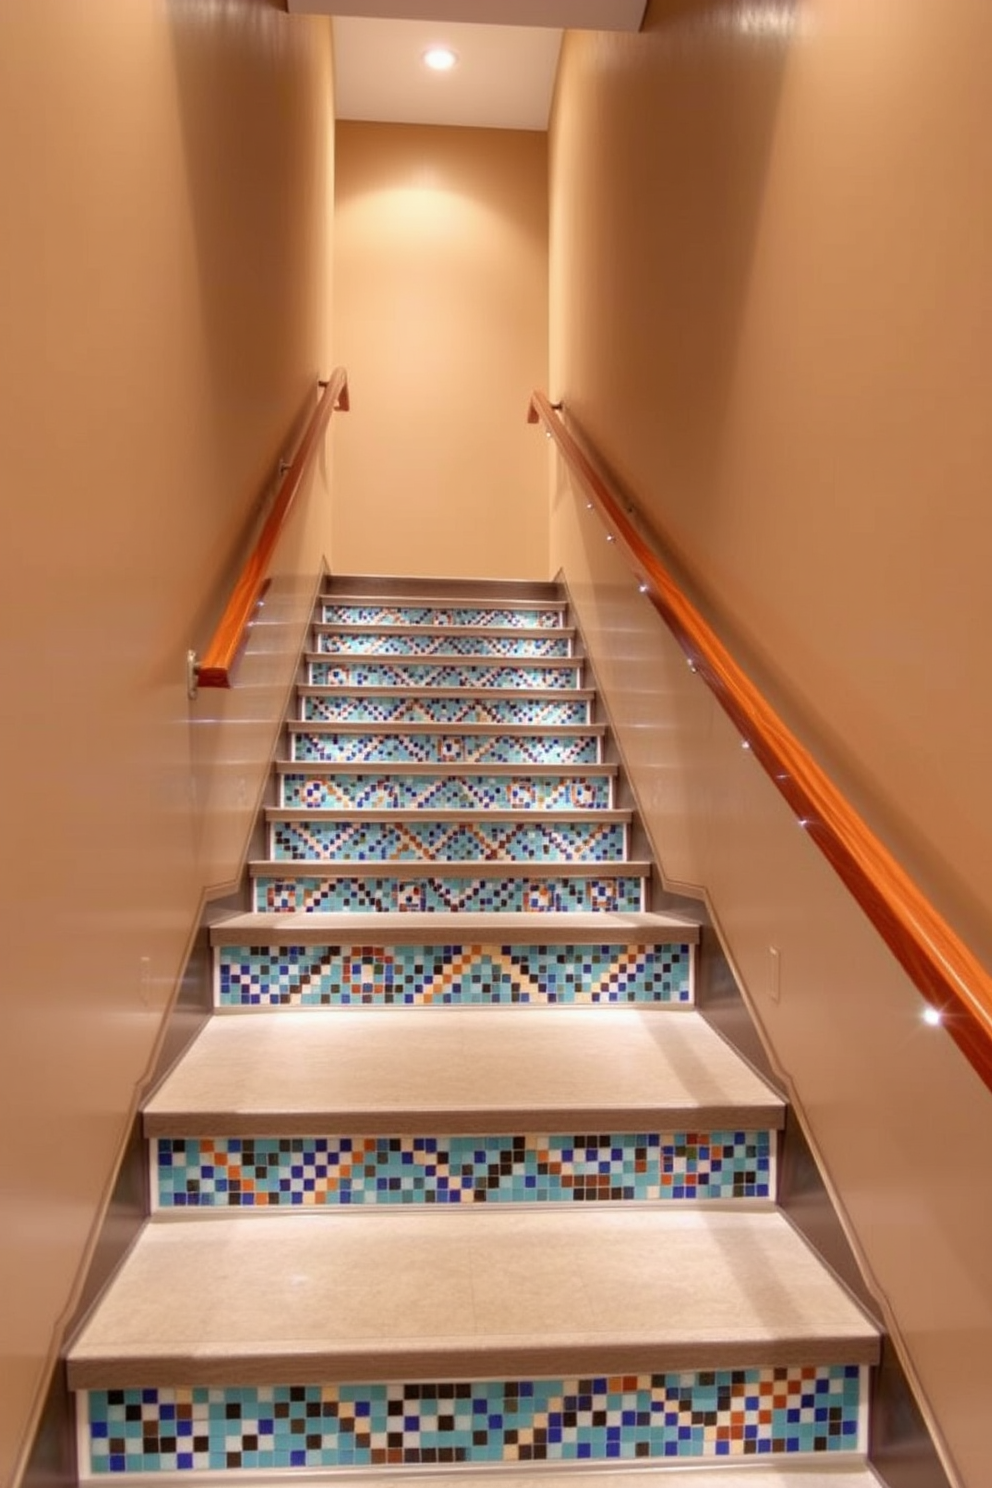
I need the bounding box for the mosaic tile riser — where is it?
[83,1366,865,1473]
[282,775,610,811]
[301,698,591,726]
[270,820,627,864]
[254,876,645,914]
[292,731,600,764]
[321,605,564,629]
[308,663,579,691]
[155,1131,771,1210]
[217,942,690,1007]
[317,634,571,658]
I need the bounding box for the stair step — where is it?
[67,1207,880,1391]
[266,811,630,864]
[292,723,602,763]
[209,910,701,944]
[313,626,575,658]
[212,928,694,1008]
[307,658,582,690]
[250,863,651,915]
[298,692,596,729]
[145,1007,780,1136]
[320,599,567,630]
[277,766,616,811]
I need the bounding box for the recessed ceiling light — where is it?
[423,46,458,72]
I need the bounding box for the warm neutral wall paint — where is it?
[549,3,992,1484]
[0,4,334,1481]
[333,122,549,580]
[550,0,992,970]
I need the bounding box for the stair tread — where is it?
[67,1208,880,1387]
[313,624,577,639]
[144,1008,782,1136]
[210,910,701,944]
[295,691,598,704]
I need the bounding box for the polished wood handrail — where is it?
[529,388,992,1092]
[195,369,349,690]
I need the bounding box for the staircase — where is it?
[67,577,882,1487]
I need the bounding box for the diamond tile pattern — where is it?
[255,874,646,913]
[217,941,690,1007]
[155,1130,771,1209]
[293,730,600,764]
[84,1366,864,1472]
[282,774,610,811]
[309,661,579,690]
[301,696,591,726]
[317,633,571,658]
[270,818,627,864]
[321,605,564,628]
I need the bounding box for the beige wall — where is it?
[0,4,334,1481]
[550,4,992,1485]
[333,122,549,581]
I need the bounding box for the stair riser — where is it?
[301,698,592,726]
[281,775,612,812]
[309,663,580,690]
[269,821,628,864]
[293,732,600,764]
[215,941,691,1008]
[152,1131,774,1211]
[316,635,572,658]
[79,1365,868,1475]
[321,605,565,629]
[254,875,646,914]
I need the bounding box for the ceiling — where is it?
[285,2,649,131]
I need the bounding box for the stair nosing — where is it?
[276,761,617,777]
[208,910,699,944]
[248,860,652,878]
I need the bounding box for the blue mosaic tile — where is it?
[308,661,579,691]
[270,819,627,864]
[155,1131,766,1209]
[321,605,564,629]
[84,1366,864,1472]
[254,874,645,914]
[217,941,690,1007]
[292,730,600,765]
[301,696,591,726]
[317,633,571,658]
[282,774,611,811]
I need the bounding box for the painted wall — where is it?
[549,4,992,1485]
[0,4,335,1482]
[332,122,549,581]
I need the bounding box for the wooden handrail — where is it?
[529,388,992,1093]
[194,369,349,690]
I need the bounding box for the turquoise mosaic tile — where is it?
[317,633,571,658]
[292,730,599,765]
[308,661,579,691]
[217,941,690,1007]
[301,695,591,726]
[282,774,610,811]
[254,874,645,914]
[155,1131,767,1209]
[84,1365,864,1472]
[321,604,564,629]
[270,819,627,864]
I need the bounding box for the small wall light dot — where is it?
[922,1006,943,1027]
[423,46,458,71]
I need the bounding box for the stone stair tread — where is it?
[209,910,701,944]
[266,808,632,823]
[143,1008,782,1136]
[305,651,580,665]
[66,1208,880,1389]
